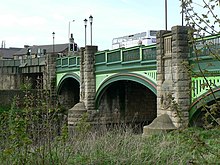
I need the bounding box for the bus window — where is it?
[112,30,157,49]
[150,30,157,36]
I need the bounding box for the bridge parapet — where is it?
[95,45,156,75]
[20,57,46,67]
[192,76,220,102]
[0,57,47,75]
[95,45,156,65]
[189,34,220,58]
[0,57,46,68]
[189,34,220,101]
[0,59,20,67]
[56,56,80,71]
[55,45,156,73]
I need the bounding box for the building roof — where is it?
[14,43,69,56]
[0,47,22,59]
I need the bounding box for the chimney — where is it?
[1,41,6,48]
[24,45,30,48]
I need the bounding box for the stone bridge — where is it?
[1,25,220,132]
[56,26,220,130]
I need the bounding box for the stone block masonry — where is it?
[157,26,191,128]
[83,46,98,113]
[0,74,21,89]
[68,26,191,134]
[68,46,98,130]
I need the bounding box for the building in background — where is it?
[0,47,22,60]
[13,44,69,60]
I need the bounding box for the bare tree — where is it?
[181,0,220,127]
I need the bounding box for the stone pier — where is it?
[143,26,191,134]
[68,46,98,131]
[83,46,98,113]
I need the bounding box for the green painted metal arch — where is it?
[57,73,80,94]
[95,73,157,108]
[189,87,220,124]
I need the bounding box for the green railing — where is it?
[62,58,68,66]
[56,58,61,66]
[142,46,156,61]
[0,59,20,66]
[21,57,46,66]
[190,34,220,102]
[189,34,220,58]
[56,45,156,69]
[0,57,46,67]
[95,51,106,63]
[122,47,140,62]
[56,56,80,69]
[107,49,121,63]
[95,45,156,65]
[191,76,220,101]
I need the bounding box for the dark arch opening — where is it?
[22,73,43,89]
[97,80,157,133]
[190,99,220,127]
[57,77,80,110]
[190,87,220,127]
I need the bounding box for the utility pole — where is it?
[165,0,167,30]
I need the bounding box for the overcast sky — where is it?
[0,0,184,50]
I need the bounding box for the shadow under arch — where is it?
[189,86,220,125]
[95,72,157,108]
[57,73,80,94]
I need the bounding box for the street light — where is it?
[68,20,75,40]
[89,15,93,45]
[84,19,88,46]
[165,0,167,30]
[181,0,184,26]
[52,32,55,55]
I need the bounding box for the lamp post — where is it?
[181,0,184,26]
[50,32,55,105]
[84,19,88,46]
[165,0,167,30]
[52,32,55,55]
[89,15,93,45]
[68,20,75,53]
[68,20,75,39]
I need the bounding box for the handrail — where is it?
[56,56,80,68]
[95,44,156,65]
[0,57,46,67]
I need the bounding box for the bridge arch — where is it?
[57,73,80,94]
[96,72,157,104]
[190,87,220,126]
[95,73,157,129]
[57,73,80,109]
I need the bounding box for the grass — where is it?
[0,99,219,165]
[64,127,220,165]
[1,122,219,165]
